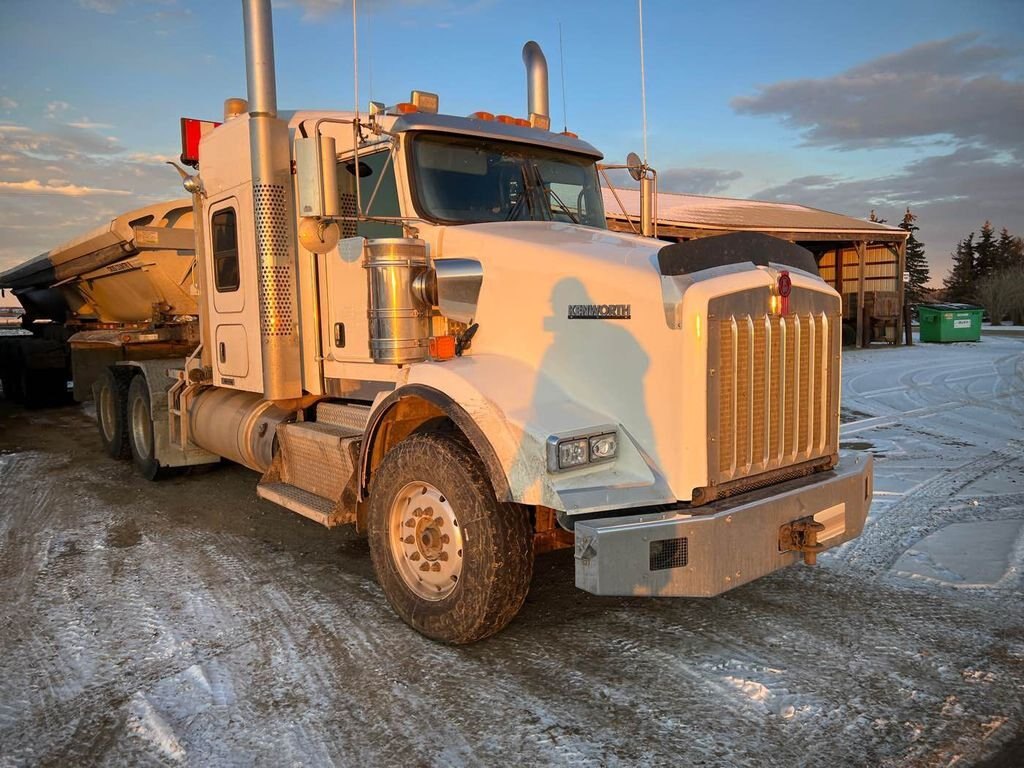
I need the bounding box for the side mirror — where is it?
[295,135,339,218]
[626,151,644,182]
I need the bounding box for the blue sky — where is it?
[1,0,1022,294]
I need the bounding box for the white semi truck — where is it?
[0,0,871,643]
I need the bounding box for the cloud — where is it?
[0,97,17,111]
[0,121,182,274]
[76,0,121,13]
[68,119,114,130]
[0,179,132,196]
[733,34,1024,156]
[752,147,1024,283]
[45,100,71,118]
[603,165,743,196]
[658,167,743,196]
[288,0,495,20]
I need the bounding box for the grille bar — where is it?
[711,297,838,486]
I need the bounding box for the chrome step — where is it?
[315,401,371,434]
[256,482,351,528]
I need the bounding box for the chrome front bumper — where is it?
[573,451,872,597]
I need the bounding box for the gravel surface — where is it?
[1,336,1022,767]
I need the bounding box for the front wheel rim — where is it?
[387,481,465,601]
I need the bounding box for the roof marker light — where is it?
[470,111,495,121]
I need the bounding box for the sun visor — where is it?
[657,231,819,277]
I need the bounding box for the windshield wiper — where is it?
[505,166,530,221]
[546,186,580,225]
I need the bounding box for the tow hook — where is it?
[779,517,826,565]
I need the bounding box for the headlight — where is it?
[547,428,619,472]
[558,439,589,469]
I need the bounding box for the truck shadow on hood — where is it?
[507,276,660,505]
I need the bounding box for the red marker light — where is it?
[179,117,221,168]
[778,271,792,315]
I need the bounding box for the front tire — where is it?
[367,432,533,644]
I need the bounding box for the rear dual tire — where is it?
[95,367,173,480]
[127,375,173,481]
[96,367,131,459]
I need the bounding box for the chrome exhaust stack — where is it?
[522,41,549,120]
[241,0,302,401]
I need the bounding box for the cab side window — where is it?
[211,208,239,292]
[338,150,403,239]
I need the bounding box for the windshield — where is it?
[410,133,606,228]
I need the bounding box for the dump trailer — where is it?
[0,200,199,406]
[0,0,872,643]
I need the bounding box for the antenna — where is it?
[352,0,359,119]
[366,11,373,103]
[558,22,568,133]
[638,0,648,165]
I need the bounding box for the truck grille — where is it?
[708,291,840,487]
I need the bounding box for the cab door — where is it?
[206,196,262,391]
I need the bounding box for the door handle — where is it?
[334,322,346,348]
[219,342,226,363]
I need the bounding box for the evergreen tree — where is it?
[944,233,975,302]
[974,221,997,279]
[995,227,1024,271]
[898,208,930,305]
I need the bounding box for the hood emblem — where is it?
[777,271,792,315]
[568,304,632,320]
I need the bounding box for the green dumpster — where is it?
[917,303,984,343]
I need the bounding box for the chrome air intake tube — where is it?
[364,238,433,365]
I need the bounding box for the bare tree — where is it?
[974,265,1024,325]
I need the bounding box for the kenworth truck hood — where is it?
[419,221,839,514]
[425,221,680,511]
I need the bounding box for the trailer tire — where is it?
[367,432,533,644]
[96,367,131,459]
[23,367,71,409]
[2,348,27,403]
[127,374,173,480]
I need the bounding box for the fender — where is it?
[358,383,512,502]
[358,355,673,514]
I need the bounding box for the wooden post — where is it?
[895,238,907,346]
[856,241,866,348]
[835,246,844,295]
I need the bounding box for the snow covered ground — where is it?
[0,336,1022,766]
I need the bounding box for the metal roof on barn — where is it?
[602,187,907,241]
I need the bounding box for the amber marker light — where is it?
[393,102,418,114]
[429,335,456,361]
[470,111,495,121]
